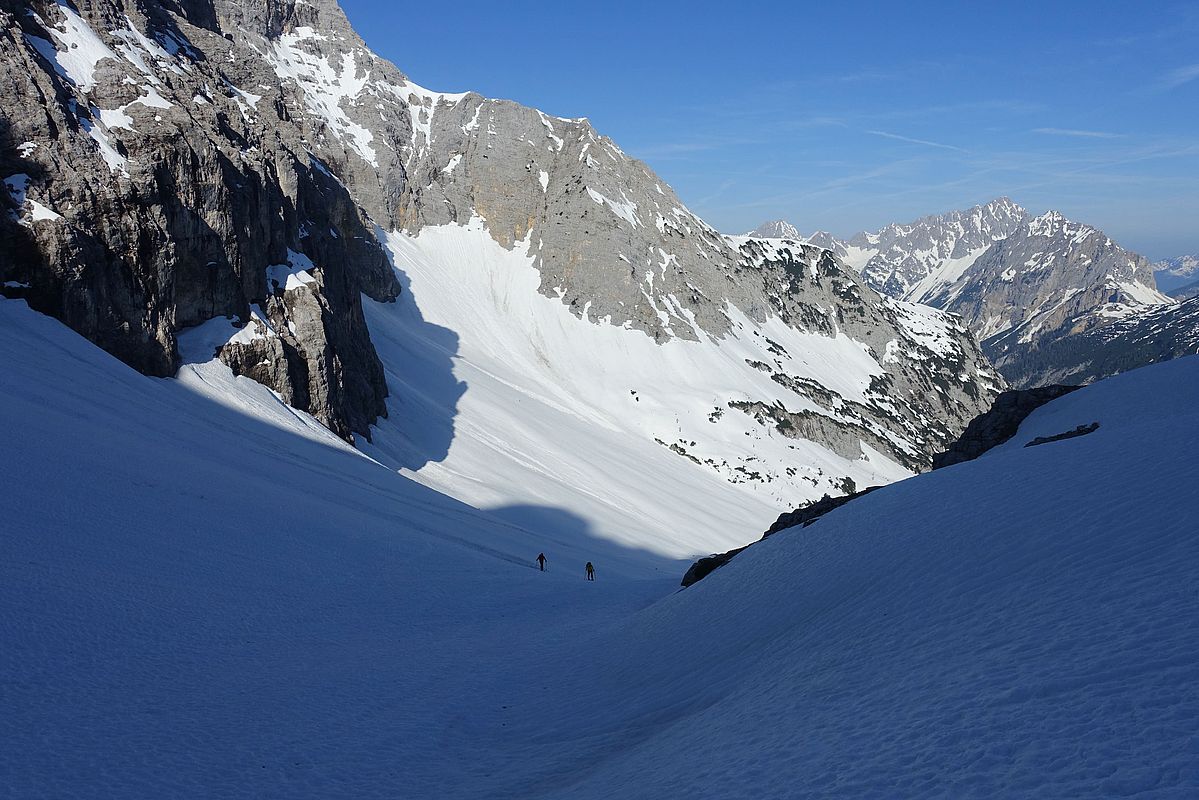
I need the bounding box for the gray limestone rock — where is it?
[747,220,801,239]
[951,213,1170,386]
[790,200,1176,388]
[852,197,1028,299]
[0,0,399,439]
[1,0,1003,472]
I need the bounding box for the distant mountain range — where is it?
[752,200,1185,386]
[1154,255,1199,297]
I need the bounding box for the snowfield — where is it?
[3,294,1198,798]
[358,218,915,558]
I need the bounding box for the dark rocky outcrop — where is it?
[930,385,1080,469]
[681,486,882,587]
[679,547,748,588]
[1025,422,1099,448]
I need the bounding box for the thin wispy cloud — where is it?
[717,158,923,212]
[1033,128,1125,139]
[827,67,902,84]
[630,132,773,161]
[865,99,1045,121]
[1159,63,1199,90]
[867,130,968,153]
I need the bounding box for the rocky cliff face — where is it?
[946,212,1172,386]
[727,237,1002,472]
[0,0,399,439]
[750,197,1030,300]
[852,197,1028,300]
[764,200,1176,387]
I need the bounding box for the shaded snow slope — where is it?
[5,294,1197,798]
[541,355,1199,798]
[0,297,680,798]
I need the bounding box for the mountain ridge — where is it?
[751,199,1176,386]
[1,0,1001,517]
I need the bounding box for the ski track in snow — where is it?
[3,293,1199,798]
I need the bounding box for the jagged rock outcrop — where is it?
[853,198,1028,299]
[718,239,1003,473]
[751,198,1027,294]
[938,212,1172,387]
[679,547,747,588]
[775,200,1176,388]
[930,385,1080,469]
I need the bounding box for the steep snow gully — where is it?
[5,281,1199,797]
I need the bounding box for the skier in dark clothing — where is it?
[585,562,595,581]
[537,553,546,571]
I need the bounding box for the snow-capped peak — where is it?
[747,219,802,240]
[1154,254,1199,278]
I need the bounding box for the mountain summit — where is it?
[747,220,802,239]
[794,199,1174,385]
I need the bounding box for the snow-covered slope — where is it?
[5,294,1197,798]
[547,353,1199,798]
[351,220,998,552]
[0,294,682,798]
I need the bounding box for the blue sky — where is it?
[340,0,1199,259]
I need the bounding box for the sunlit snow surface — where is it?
[361,218,913,558]
[3,295,1197,798]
